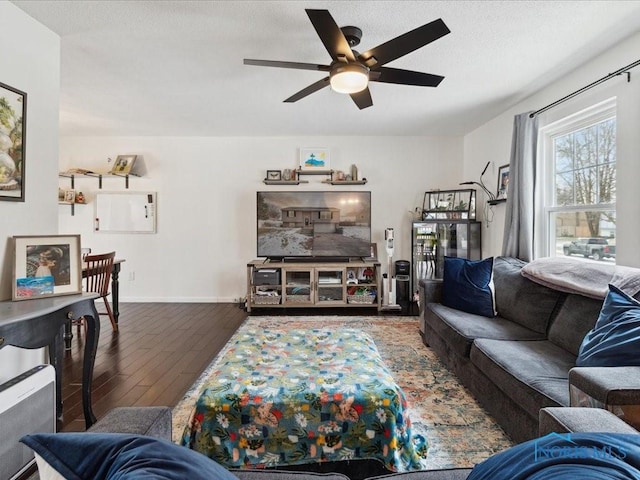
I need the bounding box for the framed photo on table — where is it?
[497,164,510,200]
[0,82,27,202]
[299,148,330,171]
[12,234,82,301]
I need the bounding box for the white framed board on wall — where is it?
[95,192,157,233]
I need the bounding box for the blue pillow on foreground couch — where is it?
[467,432,640,480]
[21,433,239,480]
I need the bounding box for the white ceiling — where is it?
[11,0,640,137]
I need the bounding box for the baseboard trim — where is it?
[119,296,239,303]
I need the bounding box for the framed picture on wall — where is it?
[497,164,510,200]
[12,234,82,301]
[0,82,27,202]
[299,148,330,171]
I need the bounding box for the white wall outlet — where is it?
[128,271,135,281]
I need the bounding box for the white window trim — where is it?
[535,97,617,258]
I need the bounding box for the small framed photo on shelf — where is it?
[110,154,137,175]
[299,147,330,171]
[12,234,82,301]
[497,164,510,199]
[266,170,282,181]
[63,189,76,203]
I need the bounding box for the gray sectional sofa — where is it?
[420,255,640,444]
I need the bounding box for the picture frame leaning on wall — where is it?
[12,234,82,301]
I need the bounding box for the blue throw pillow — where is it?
[466,432,640,480]
[442,256,496,317]
[20,433,238,480]
[576,284,640,367]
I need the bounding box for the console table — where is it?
[0,293,100,429]
[247,259,382,312]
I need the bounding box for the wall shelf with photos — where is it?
[262,167,366,185]
[58,156,144,215]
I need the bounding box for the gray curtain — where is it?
[502,111,538,261]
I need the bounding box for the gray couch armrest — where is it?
[569,367,640,405]
[539,407,638,435]
[419,278,443,306]
[88,406,172,440]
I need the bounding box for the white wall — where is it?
[465,31,640,268]
[59,136,463,301]
[0,2,60,381]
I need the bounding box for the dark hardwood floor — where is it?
[60,302,247,432]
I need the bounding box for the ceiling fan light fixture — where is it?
[329,63,369,94]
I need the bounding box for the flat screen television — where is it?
[257,191,371,259]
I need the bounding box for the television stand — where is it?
[279,256,353,263]
[247,258,382,312]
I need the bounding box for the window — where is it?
[539,99,616,263]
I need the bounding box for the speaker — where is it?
[0,364,56,480]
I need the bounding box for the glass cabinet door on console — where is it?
[283,269,312,305]
[315,268,345,304]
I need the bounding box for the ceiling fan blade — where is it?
[244,59,331,72]
[350,87,373,110]
[373,67,444,87]
[358,18,450,68]
[284,77,331,103]
[306,9,356,62]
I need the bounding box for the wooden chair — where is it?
[74,251,118,334]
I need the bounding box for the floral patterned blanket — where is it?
[180,327,427,472]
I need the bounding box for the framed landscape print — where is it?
[12,235,82,301]
[299,147,330,171]
[0,82,27,201]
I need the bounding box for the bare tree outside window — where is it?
[542,101,616,263]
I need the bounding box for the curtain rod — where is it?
[529,58,640,118]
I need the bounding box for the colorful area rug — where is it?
[172,316,513,470]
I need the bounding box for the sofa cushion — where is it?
[492,256,563,334]
[427,303,546,358]
[547,293,603,356]
[470,339,576,417]
[442,257,496,317]
[88,406,172,440]
[576,284,640,367]
[21,433,238,480]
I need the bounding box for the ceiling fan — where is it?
[244,9,450,110]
